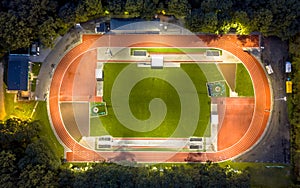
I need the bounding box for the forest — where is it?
[0,118,250,187]
[1,0,300,54]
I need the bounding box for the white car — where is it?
[31,42,40,56]
[265,64,274,74]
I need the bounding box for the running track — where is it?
[49,34,271,162]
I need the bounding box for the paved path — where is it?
[48,34,271,162]
[35,29,82,100]
[0,62,6,120]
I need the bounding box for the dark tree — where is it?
[185,9,204,32]
[17,164,58,187]
[167,0,190,18]
[201,0,233,13]
[0,118,39,153]
[58,2,77,24]
[0,151,17,187]
[18,139,61,170]
[140,0,157,20]
[125,0,144,17]
[58,169,75,187]
[75,0,103,22]
[251,8,273,34]
[107,0,126,15]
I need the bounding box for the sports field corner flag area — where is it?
[48,34,271,163]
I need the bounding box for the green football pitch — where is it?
[90,63,213,138]
[89,62,253,138]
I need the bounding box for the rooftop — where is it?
[7,55,29,91]
[110,18,160,34]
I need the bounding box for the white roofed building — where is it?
[151,55,164,68]
[95,69,103,81]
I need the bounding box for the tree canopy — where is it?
[0,0,104,53]
[185,0,300,38]
[289,34,300,182]
[0,117,250,187]
[0,118,60,187]
[1,0,300,54]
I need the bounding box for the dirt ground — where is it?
[235,36,290,163]
[218,63,236,90]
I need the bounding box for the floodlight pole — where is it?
[275,96,287,101]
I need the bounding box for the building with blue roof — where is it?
[6,55,29,91]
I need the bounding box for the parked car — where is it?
[285,61,292,73]
[286,78,292,93]
[265,64,274,74]
[31,42,40,56]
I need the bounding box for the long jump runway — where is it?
[49,34,271,162]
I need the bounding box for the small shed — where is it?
[211,115,218,125]
[95,69,103,81]
[151,55,164,68]
[95,22,108,34]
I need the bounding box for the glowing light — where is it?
[220,22,250,35]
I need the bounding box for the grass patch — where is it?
[99,63,210,137]
[198,63,224,82]
[4,90,35,120]
[146,161,292,187]
[90,117,109,136]
[31,62,42,76]
[194,64,230,97]
[225,82,230,96]
[219,161,292,187]
[33,102,64,159]
[128,77,181,136]
[181,64,211,136]
[287,96,293,120]
[3,85,64,159]
[31,78,37,92]
[235,63,254,96]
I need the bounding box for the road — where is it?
[35,29,82,101]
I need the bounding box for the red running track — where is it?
[49,34,271,162]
